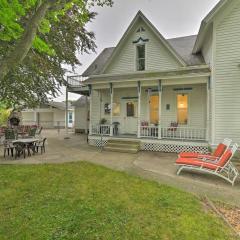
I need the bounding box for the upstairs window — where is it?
[136,44,145,71]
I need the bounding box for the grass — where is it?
[0,162,236,240]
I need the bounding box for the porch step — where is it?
[104,139,141,154]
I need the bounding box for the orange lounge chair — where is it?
[178,138,232,161]
[176,144,239,186]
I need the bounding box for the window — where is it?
[113,103,120,116]
[136,44,145,71]
[177,94,188,124]
[150,95,159,124]
[126,102,135,117]
[104,103,111,115]
[68,112,73,124]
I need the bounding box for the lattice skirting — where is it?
[88,137,208,153]
[141,143,208,153]
[88,139,108,148]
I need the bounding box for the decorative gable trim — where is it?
[132,37,149,44]
[102,11,187,74]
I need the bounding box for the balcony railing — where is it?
[67,75,88,87]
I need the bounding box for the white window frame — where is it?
[135,43,146,71]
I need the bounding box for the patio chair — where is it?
[35,126,43,137]
[168,122,178,132]
[13,142,27,159]
[176,144,239,186]
[35,138,47,154]
[3,140,15,158]
[178,138,232,161]
[28,128,37,138]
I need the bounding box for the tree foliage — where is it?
[0,0,113,107]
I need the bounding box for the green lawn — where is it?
[0,162,236,240]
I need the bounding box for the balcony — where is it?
[67,75,89,95]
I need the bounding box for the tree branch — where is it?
[0,1,51,81]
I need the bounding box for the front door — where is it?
[122,100,138,134]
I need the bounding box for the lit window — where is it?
[136,44,145,71]
[177,94,188,124]
[113,103,120,116]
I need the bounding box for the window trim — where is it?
[135,43,146,71]
[177,94,189,125]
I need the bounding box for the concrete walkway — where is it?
[1,130,240,207]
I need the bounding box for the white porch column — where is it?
[88,84,93,135]
[110,83,113,136]
[206,77,210,142]
[65,83,69,135]
[137,81,141,138]
[85,95,88,134]
[158,80,162,140]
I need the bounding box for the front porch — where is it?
[88,78,209,144]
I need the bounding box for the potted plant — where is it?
[100,118,107,125]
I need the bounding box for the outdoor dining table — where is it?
[12,138,40,156]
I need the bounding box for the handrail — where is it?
[67,75,88,87]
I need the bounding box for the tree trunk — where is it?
[0,1,51,81]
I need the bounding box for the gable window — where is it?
[177,94,188,125]
[136,44,145,71]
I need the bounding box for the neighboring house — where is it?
[67,0,240,153]
[21,102,74,129]
[73,96,89,133]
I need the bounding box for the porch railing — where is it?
[140,126,158,139]
[91,124,111,136]
[90,124,207,141]
[161,127,206,141]
[67,75,88,87]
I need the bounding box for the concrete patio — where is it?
[0,130,240,207]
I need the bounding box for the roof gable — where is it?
[193,0,231,53]
[102,11,186,74]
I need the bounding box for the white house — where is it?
[73,96,89,133]
[67,0,240,153]
[21,101,74,129]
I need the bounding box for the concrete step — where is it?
[104,146,139,154]
[104,139,141,153]
[107,142,140,148]
[108,139,140,145]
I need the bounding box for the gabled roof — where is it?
[82,35,205,77]
[83,47,115,77]
[193,0,229,53]
[101,11,187,73]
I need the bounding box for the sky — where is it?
[55,0,220,102]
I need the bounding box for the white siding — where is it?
[75,107,88,132]
[202,27,213,66]
[105,19,181,74]
[214,1,240,144]
[90,84,207,133]
[161,85,206,128]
